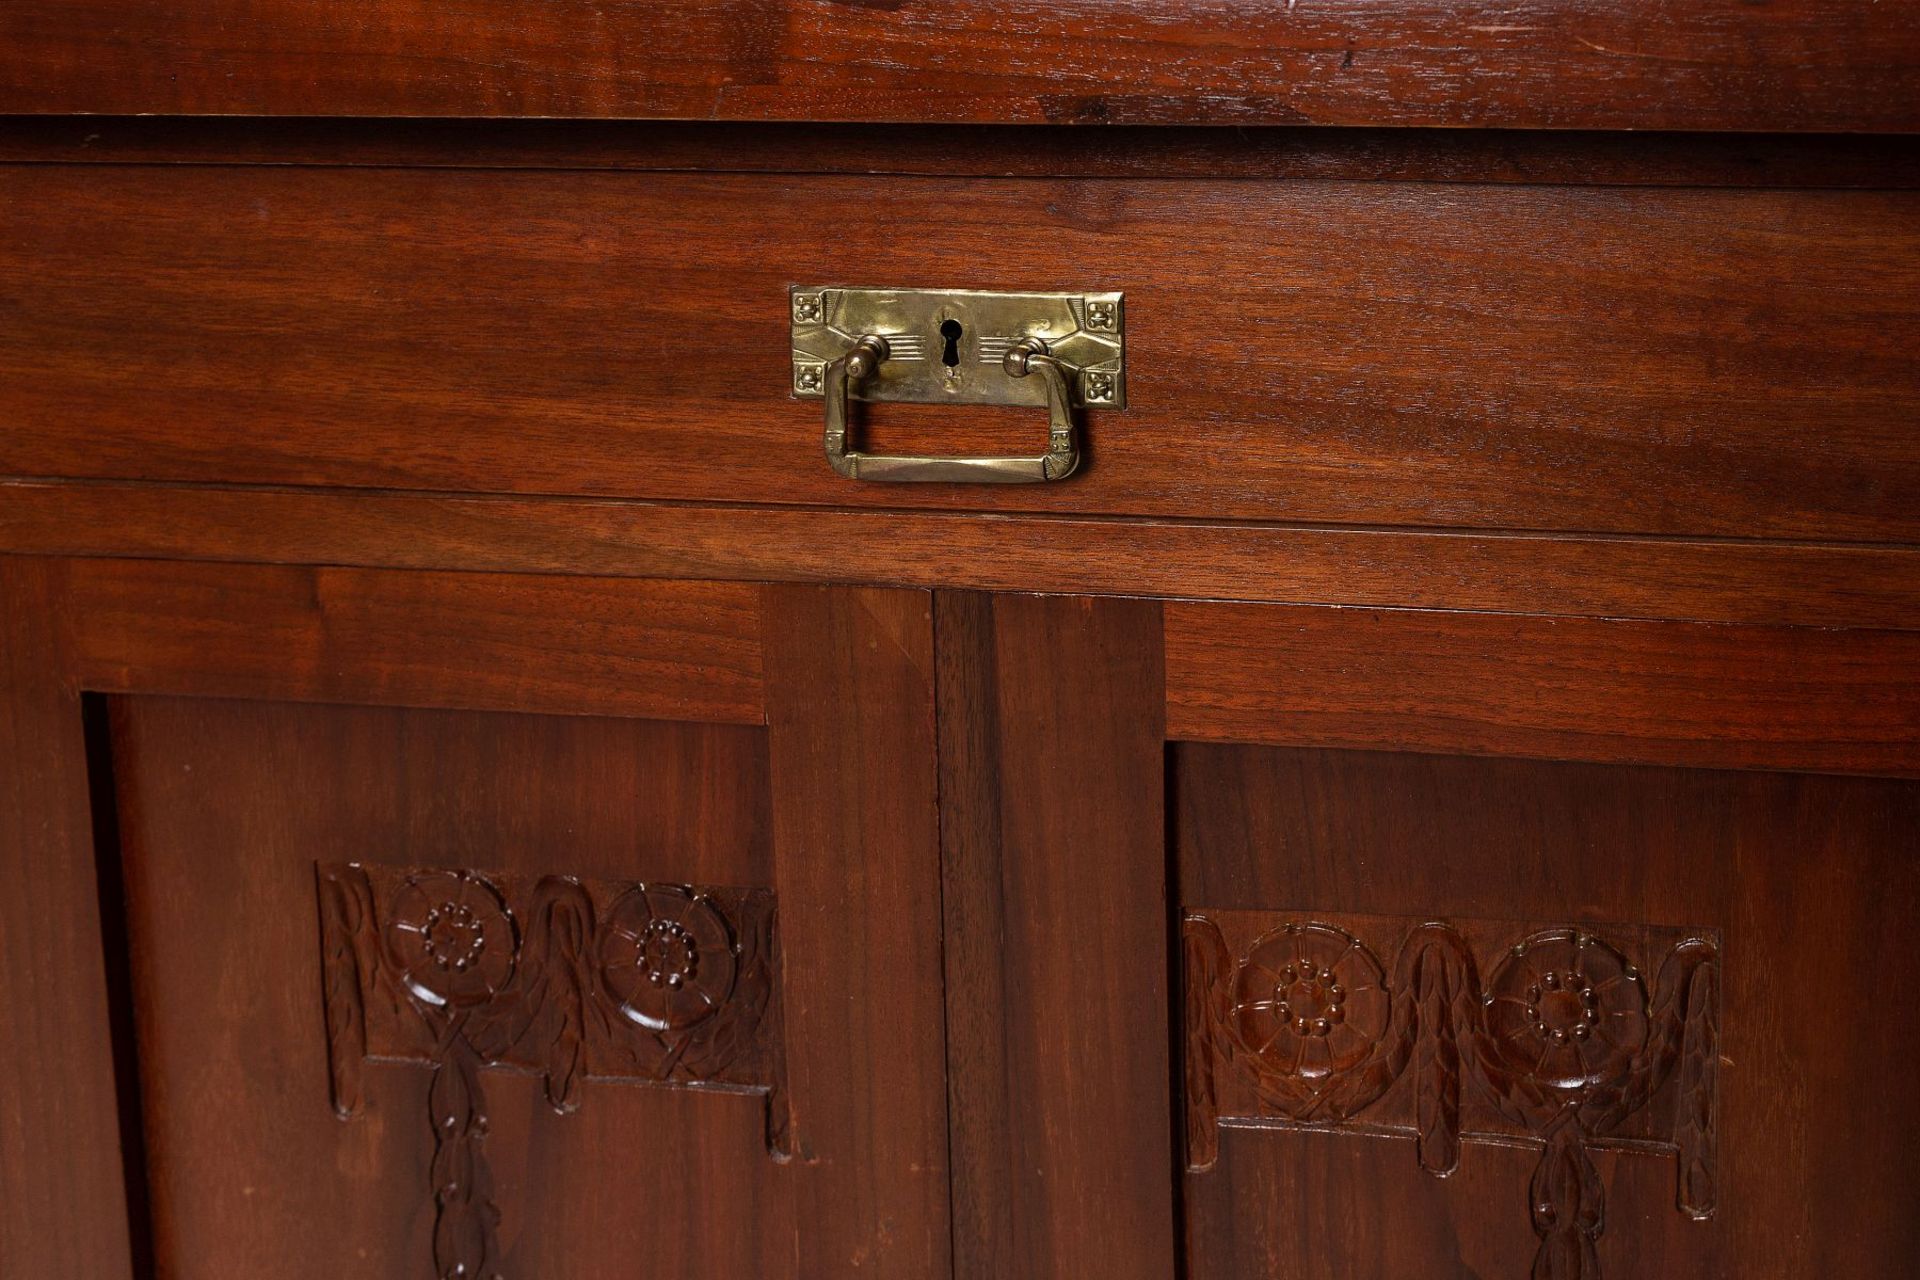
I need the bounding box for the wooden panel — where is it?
[936,593,1175,1280]
[10,482,1920,631]
[761,585,952,1280]
[4,167,1918,545]
[0,0,1913,131]
[13,482,1920,632]
[109,697,794,1278]
[0,558,135,1276]
[1174,744,1920,1278]
[1166,602,1920,777]
[5,118,1916,190]
[51,558,762,724]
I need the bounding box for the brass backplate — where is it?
[790,286,1126,410]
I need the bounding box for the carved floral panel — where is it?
[1185,910,1719,1280]
[316,862,783,1280]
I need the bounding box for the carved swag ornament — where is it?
[316,863,783,1280]
[1184,912,1719,1280]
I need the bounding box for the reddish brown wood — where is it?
[109,697,795,1277]
[1184,907,1720,1275]
[3,118,1915,189]
[8,482,1920,631]
[1165,602,1920,777]
[1174,744,1920,1278]
[932,593,1016,1275]
[761,585,953,1280]
[47,558,763,725]
[0,558,135,1276]
[5,166,1915,545]
[0,0,1913,131]
[935,593,1175,1280]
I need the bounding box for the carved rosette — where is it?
[1185,912,1720,1280]
[1228,923,1390,1118]
[316,862,784,1280]
[600,885,738,1032]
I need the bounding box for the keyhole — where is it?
[940,318,964,368]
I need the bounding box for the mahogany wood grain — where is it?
[1166,602,1920,777]
[46,558,763,725]
[761,585,953,1280]
[0,558,135,1276]
[9,483,1920,631]
[4,167,1917,545]
[935,593,1176,1280]
[4,118,1916,190]
[1175,744,1920,1277]
[107,697,794,1278]
[0,0,1913,131]
[931,593,1015,1275]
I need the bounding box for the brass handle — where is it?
[823,334,1081,483]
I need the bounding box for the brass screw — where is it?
[1084,371,1115,402]
[794,363,824,393]
[792,295,823,323]
[1086,300,1117,330]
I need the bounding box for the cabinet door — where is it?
[936,592,1920,1280]
[0,558,950,1280]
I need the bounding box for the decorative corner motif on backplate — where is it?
[788,286,1125,484]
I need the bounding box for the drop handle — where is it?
[822,334,1081,484]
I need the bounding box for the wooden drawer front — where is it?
[4,165,1916,544]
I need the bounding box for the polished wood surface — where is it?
[0,559,135,1277]
[1166,601,1920,776]
[10,482,1920,631]
[762,585,953,1280]
[936,593,1173,1280]
[3,72,1917,1279]
[0,0,1913,131]
[5,166,1914,543]
[1176,743,1920,1278]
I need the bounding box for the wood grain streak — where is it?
[3,119,1915,189]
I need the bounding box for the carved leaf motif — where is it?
[1582,939,1719,1137]
[1181,914,1233,1173]
[465,876,597,1113]
[1529,1120,1604,1280]
[429,1030,502,1280]
[315,863,376,1119]
[676,897,773,1082]
[1404,930,1476,1176]
[1672,956,1719,1220]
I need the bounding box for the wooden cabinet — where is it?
[1,12,1917,1273]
